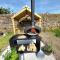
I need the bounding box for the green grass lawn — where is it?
[44,28,60,38]
[0,32,13,52]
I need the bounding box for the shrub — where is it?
[52,29,60,37]
[5,48,19,60]
[42,44,52,55]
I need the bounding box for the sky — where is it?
[0,0,60,14]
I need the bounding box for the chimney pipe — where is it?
[31,0,35,27]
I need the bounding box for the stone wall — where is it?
[41,14,60,30]
[0,14,60,32]
[0,14,13,32]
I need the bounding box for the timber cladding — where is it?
[0,14,60,32]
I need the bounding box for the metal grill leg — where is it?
[19,54,24,60]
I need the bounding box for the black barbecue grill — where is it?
[16,34,41,53]
[9,0,41,54]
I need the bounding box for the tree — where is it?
[0,7,12,14]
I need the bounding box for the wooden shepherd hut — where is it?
[11,6,41,34]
